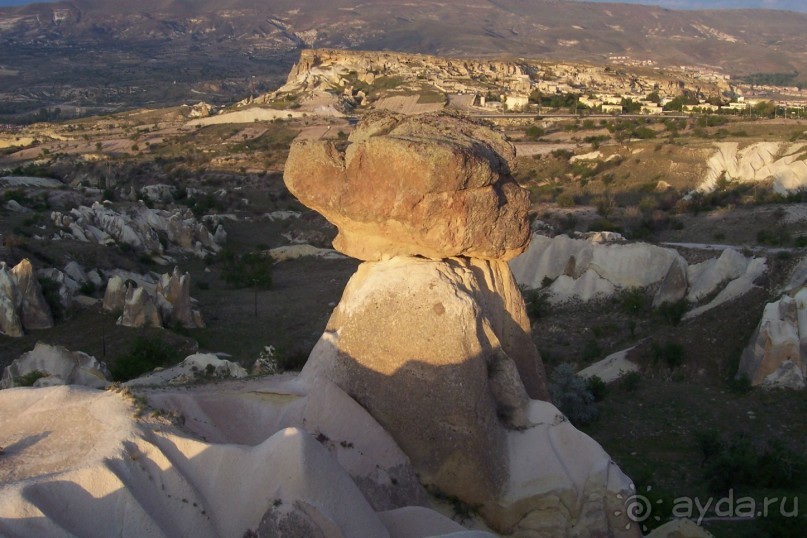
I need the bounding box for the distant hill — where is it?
[1,0,806,119]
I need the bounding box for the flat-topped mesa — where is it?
[284,111,531,261]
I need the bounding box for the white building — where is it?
[504,94,530,111]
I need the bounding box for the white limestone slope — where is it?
[699,142,807,194]
[0,368,641,537]
[484,401,636,536]
[510,234,684,305]
[511,234,766,319]
[578,345,641,383]
[0,379,484,537]
[1,342,110,389]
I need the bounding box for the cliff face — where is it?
[286,48,527,86]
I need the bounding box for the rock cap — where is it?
[284,112,531,261]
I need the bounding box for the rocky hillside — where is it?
[2,0,807,119]
[245,48,730,114]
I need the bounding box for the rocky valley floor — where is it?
[2,96,807,536]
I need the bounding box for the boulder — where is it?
[140,183,175,203]
[102,275,127,311]
[686,248,749,303]
[107,268,203,329]
[761,360,805,390]
[699,142,807,194]
[737,296,803,386]
[4,199,29,213]
[37,267,76,309]
[511,234,686,304]
[683,257,767,320]
[63,261,89,284]
[652,255,688,307]
[284,112,531,261]
[126,353,247,386]
[784,252,807,292]
[481,400,636,536]
[0,291,22,337]
[0,259,53,336]
[156,267,203,329]
[547,270,616,304]
[52,203,222,257]
[11,259,53,331]
[213,224,227,244]
[87,269,104,288]
[0,263,23,336]
[119,286,162,328]
[0,342,110,389]
[578,345,641,383]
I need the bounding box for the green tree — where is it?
[663,93,700,111]
[220,250,273,289]
[621,98,642,114]
[753,100,776,118]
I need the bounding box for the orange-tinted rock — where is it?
[284,112,531,261]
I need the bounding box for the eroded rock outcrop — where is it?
[511,235,766,319]
[0,111,637,538]
[287,112,636,536]
[0,259,53,337]
[50,202,224,258]
[0,384,445,538]
[126,353,247,386]
[104,267,204,329]
[738,291,806,389]
[699,142,807,194]
[1,342,110,389]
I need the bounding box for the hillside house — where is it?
[505,94,530,111]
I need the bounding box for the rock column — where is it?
[285,112,549,507]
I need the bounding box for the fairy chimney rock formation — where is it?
[285,112,567,529]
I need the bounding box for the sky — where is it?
[0,0,804,10]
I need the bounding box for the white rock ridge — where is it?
[699,142,807,194]
[126,353,247,387]
[51,202,225,258]
[0,380,480,537]
[511,234,766,318]
[578,345,641,383]
[1,342,110,389]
